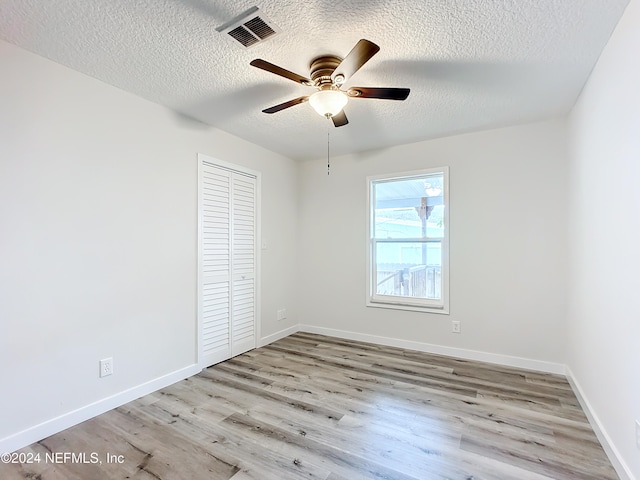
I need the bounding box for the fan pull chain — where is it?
[327,122,331,175]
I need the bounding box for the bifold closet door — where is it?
[229,174,256,357]
[199,160,256,368]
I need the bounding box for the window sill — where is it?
[366,299,449,315]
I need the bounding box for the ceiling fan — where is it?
[250,39,410,127]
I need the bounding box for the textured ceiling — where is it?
[0,0,629,161]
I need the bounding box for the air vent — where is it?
[216,6,279,49]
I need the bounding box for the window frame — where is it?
[366,167,449,314]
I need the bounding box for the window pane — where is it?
[373,176,444,239]
[375,241,441,299]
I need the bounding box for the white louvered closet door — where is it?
[230,174,256,357]
[199,158,257,368]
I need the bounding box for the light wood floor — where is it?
[1,332,618,479]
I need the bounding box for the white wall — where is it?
[297,119,569,368]
[566,0,640,478]
[0,40,298,451]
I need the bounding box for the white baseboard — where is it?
[565,367,635,480]
[298,324,566,375]
[259,324,299,348]
[0,364,201,455]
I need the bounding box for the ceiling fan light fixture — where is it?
[309,90,348,118]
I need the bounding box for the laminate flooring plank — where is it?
[552,427,619,466]
[248,342,596,428]
[256,354,564,440]
[286,332,512,374]
[453,449,561,480]
[222,407,542,480]
[289,333,571,394]
[221,411,432,480]
[147,366,455,479]
[525,374,575,392]
[363,353,573,402]
[228,347,587,462]
[231,388,466,478]
[192,375,345,437]
[151,378,239,420]
[103,407,241,480]
[278,383,465,452]
[304,341,456,375]
[371,359,578,414]
[219,357,588,479]
[228,355,466,443]
[474,390,586,423]
[0,333,619,480]
[281,338,566,411]
[265,344,481,398]
[279,335,587,422]
[264,376,465,448]
[460,426,618,480]
[286,335,576,403]
[209,363,275,388]
[121,401,333,480]
[198,368,345,421]
[267,400,561,480]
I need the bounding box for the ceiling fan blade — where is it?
[332,39,380,84]
[250,59,313,86]
[347,87,410,100]
[331,110,349,127]
[262,96,309,114]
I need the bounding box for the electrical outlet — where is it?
[100,358,113,378]
[452,321,461,334]
[277,308,287,321]
[636,420,640,449]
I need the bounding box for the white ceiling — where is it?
[0,0,629,161]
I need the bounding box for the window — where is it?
[367,167,449,313]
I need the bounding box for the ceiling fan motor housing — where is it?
[310,56,342,87]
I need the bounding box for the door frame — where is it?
[197,153,261,369]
